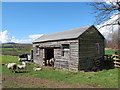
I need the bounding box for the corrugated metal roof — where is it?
[33,25,93,43]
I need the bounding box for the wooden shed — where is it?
[32,25,105,70]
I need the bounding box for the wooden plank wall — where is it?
[33,44,44,65]
[33,40,79,70]
[69,42,79,70]
[78,26,105,70]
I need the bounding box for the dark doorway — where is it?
[45,48,54,66]
[45,48,54,60]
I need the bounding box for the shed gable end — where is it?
[78,25,105,39]
[79,25,105,39]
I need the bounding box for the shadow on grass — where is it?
[15,71,29,73]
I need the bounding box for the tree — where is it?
[89,0,120,51]
[90,0,120,29]
[106,31,119,49]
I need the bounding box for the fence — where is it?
[113,55,120,68]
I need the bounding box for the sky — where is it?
[1,2,97,43]
[1,1,119,43]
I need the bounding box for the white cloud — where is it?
[97,13,119,40]
[11,38,32,43]
[0,30,43,43]
[104,0,120,7]
[0,30,11,43]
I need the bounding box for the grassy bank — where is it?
[2,55,118,88]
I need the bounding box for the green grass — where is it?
[2,48,18,50]
[2,55,18,63]
[105,50,118,55]
[16,51,29,53]
[2,55,118,88]
[3,82,24,88]
[2,49,30,56]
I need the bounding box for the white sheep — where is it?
[17,62,27,72]
[17,64,27,72]
[46,60,50,66]
[49,58,55,66]
[33,67,42,71]
[6,63,17,73]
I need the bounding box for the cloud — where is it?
[0,30,43,43]
[97,13,119,40]
[10,37,32,43]
[104,0,119,7]
[0,30,11,43]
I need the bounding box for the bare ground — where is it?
[2,75,104,88]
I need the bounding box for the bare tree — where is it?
[89,0,120,50]
[90,0,120,29]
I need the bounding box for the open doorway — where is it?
[45,48,54,66]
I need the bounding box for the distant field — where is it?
[105,50,118,55]
[2,48,31,56]
[2,48,18,50]
[1,43,32,56]
[2,55,118,88]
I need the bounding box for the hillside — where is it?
[1,43,33,56]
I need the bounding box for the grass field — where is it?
[105,50,118,55]
[2,49,30,56]
[2,55,119,88]
[1,43,32,56]
[2,47,32,56]
[2,48,18,50]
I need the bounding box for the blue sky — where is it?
[2,2,97,43]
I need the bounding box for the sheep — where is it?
[42,60,45,66]
[17,64,27,72]
[18,58,21,62]
[17,61,27,72]
[46,60,50,66]
[42,59,55,66]
[49,58,55,66]
[33,67,42,71]
[6,63,17,73]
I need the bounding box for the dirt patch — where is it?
[41,66,54,69]
[2,75,104,88]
